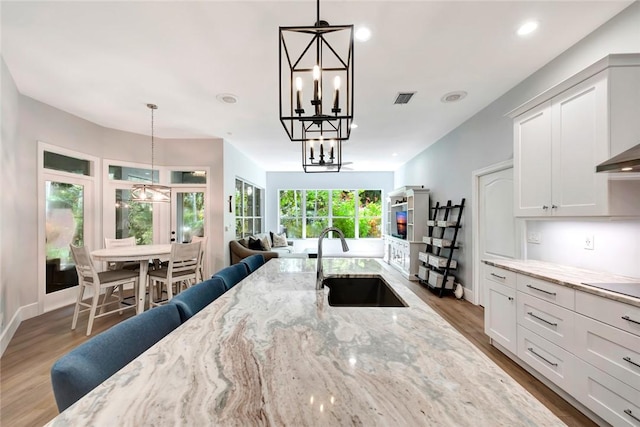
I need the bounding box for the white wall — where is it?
[395,3,640,292]
[1,56,22,351]
[223,140,267,267]
[266,171,394,257]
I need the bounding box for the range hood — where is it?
[596,142,640,173]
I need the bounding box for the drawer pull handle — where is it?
[526,284,557,296]
[490,273,506,280]
[623,356,640,369]
[528,347,558,367]
[527,311,558,326]
[624,409,640,423]
[622,315,640,325]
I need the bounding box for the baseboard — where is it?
[0,302,39,357]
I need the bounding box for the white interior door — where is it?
[478,167,516,306]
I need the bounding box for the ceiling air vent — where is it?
[394,92,416,105]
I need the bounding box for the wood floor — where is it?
[1,281,596,426]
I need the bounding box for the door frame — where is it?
[471,159,523,306]
[38,142,101,314]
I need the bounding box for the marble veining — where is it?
[47,258,564,426]
[483,258,640,308]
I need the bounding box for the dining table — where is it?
[91,244,172,314]
[47,257,564,426]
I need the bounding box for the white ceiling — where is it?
[1,1,632,171]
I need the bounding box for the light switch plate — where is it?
[527,231,541,244]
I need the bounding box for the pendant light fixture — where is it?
[130,104,171,203]
[279,0,354,145]
[301,137,342,173]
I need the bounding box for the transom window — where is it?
[279,189,382,239]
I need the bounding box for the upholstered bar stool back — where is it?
[212,263,249,290]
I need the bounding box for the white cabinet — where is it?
[483,265,517,354]
[510,54,640,217]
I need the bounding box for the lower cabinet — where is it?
[386,236,422,280]
[483,263,640,426]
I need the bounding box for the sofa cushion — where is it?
[271,246,294,254]
[260,235,272,251]
[248,237,263,251]
[271,232,288,248]
[238,238,249,248]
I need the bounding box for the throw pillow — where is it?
[260,235,272,251]
[248,237,263,251]
[271,232,288,248]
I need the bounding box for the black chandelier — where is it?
[301,137,342,173]
[279,0,354,146]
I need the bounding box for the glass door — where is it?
[42,173,94,311]
[171,188,206,277]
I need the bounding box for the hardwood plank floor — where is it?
[1,281,596,426]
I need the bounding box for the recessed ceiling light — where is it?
[355,27,371,42]
[517,21,539,36]
[350,123,358,129]
[441,91,467,103]
[216,93,238,104]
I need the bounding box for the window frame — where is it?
[235,178,264,238]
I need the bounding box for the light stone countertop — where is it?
[48,258,564,426]
[482,258,640,308]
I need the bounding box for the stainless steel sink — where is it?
[323,275,408,307]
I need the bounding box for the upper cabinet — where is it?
[509,54,640,217]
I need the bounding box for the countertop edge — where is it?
[482,259,640,308]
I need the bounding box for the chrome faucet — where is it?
[316,227,349,290]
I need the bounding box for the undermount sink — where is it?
[323,275,408,307]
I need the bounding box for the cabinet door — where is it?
[484,280,517,353]
[514,101,552,216]
[551,72,608,216]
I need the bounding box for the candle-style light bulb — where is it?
[330,140,335,160]
[333,76,341,112]
[295,77,303,111]
[310,141,314,160]
[313,65,320,101]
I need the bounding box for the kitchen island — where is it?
[48,258,563,426]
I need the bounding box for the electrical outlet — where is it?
[584,234,595,250]
[527,231,541,244]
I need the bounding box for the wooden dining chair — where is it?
[191,235,208,282]
[51,304,182,412]
[69,245,139,336]
[148,241,201,307]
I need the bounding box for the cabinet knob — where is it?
[508,297,514,301]
[542,205,549,210]
[551,204,558,209]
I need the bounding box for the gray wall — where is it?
[394,2,640,292]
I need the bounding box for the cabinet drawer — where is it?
[517,292,575,350]
[484,264,516,288]
[576,290,640,338]
[574,358,640,427]
[574,313,640,392]
[517,275,575,310]
[517,325,575,393]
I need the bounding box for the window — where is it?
[278,189,382,239]
[44,151,91,176]
[171,171,207,184]
[235,178,264,238]
[108,165,158,183]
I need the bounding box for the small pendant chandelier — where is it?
[301,136,342,173]
[279,0,354,147]
[130,104,171,203]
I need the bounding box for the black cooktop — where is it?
[582,282,640,299]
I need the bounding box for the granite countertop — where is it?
[482,258,640,307]
[48,258,563,426]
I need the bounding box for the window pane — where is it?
[306,218,329,238]
[171,171,206,184]
[244,183,254,216]
[176,192,205,243]
[280,190,301,217]
[235,179,243,214]
[359,190,382,238]
[45,181,83,293]
[115,189,153,245]
[255,187,262,217]
[305,190,329,216]
[281,218,302,238]
[332,218,355,238]
[44,151,91,176]
[236,218,243,239]
[254,218,262,235]
[243,219,251,237]
[109,165,158,183]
